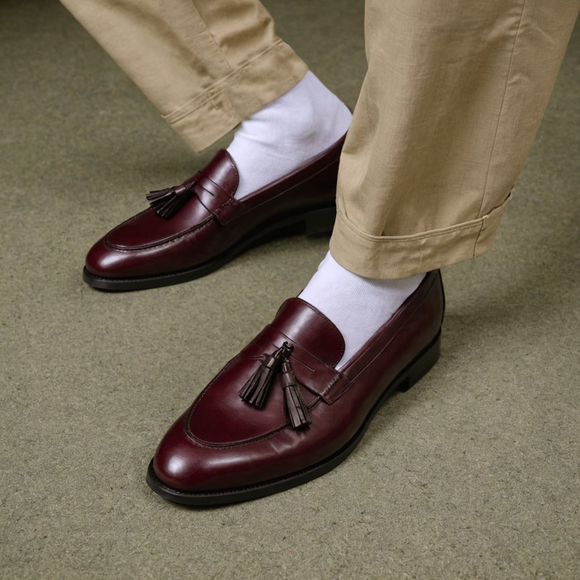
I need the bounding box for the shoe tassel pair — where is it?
[146,181,197,219]
[239,342,311,429]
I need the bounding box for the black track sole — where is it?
[146,329,442,506]
[83,205,336,292]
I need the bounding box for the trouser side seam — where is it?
[476,0,528,219]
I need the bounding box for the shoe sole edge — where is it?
[146,329,442,506]
[83,205,336,292]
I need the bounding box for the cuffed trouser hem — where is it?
[163,40,308,152]
[330,193,512,279]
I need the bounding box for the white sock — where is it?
[227,71,352,199]
[299,252,425,369]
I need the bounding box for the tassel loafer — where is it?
[147,270,445,506]
[83,135,345,291]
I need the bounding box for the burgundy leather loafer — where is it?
[83,136,345,291]
[147,270,445,505]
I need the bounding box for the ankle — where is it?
[268,71,351,143]
[227,72,351,199]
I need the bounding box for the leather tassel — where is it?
[240,343,293,409]
[146,182,196,219]
[280,359,311,429]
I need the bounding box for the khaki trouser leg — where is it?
[63,0,579,277]
[60,0,308,152]
[330,0,580,278]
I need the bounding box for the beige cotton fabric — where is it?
[330,0,580,277]
[60,0,308,152]
[61,0,579,278]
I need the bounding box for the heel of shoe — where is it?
[397,331,441,393]
[303,206,337,235]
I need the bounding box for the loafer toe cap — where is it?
[152,415,237,493]
[85,237,138,279]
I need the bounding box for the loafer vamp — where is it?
[85,221,221,279]
[184,300,348,444]
[106,201,214,249]
[150,274,445,496]
[84,138,345,287]
[153,410,351,493]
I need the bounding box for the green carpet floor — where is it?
[1,1,579,578]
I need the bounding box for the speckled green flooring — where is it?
[1,2,579,578]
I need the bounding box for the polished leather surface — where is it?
[152,270,445,493]
[85,136,345,279]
